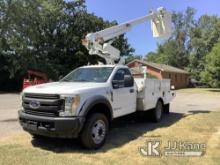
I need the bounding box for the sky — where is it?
[85,0,220,56]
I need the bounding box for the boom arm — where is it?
[82,7,172,64]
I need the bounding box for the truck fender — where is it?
[157,98,164,107]
[78,95,113,120]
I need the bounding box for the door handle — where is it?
[130,89,134,93]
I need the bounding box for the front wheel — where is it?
[80,113,109,149]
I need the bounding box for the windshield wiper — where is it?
[61,79,93,82]
[74,79,91,82]
[60,79,70,82]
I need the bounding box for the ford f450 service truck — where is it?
[19,65,175,149]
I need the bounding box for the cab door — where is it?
[111,68,136,118]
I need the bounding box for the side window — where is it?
[113,69,125,81]
[113,68,133,88]
[113,69,125,88]
[124,68,132,76]
[124,68,133,87]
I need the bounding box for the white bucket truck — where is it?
[19,7,175,149]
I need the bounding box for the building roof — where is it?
[127,59,189,74]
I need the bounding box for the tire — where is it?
[80,113,109,149]
[164,104,170,114]
[150,100,163,122]
[31,134,45,140]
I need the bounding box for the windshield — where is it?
[60,67,114,83]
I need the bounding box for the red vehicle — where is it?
[22,70,48,89]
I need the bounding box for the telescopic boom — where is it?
[82,7,172,64]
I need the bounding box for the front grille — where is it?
[24,93,60,99]
[22,93,64,117]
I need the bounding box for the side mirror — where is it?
[112,80,119,89]
[124,75,134,87]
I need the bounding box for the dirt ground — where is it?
[0,89,220,138]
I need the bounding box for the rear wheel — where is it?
[80,113,109,149]
[151,100,163,122]
[164,104,170,114]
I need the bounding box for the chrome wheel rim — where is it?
[91,120,106,144]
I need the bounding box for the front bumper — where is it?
[18,110,84,138]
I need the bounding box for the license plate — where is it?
[28,124,37,131]
[23,121,37,131]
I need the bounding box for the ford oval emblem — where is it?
[29,100,40,109]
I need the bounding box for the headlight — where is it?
[59,95,80,117]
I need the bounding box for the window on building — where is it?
[175,74,177,82]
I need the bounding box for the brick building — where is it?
[127,59,190,89]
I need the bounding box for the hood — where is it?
[23,82,109,95]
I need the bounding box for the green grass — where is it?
[176,88,220,94]
[0,111,220,165]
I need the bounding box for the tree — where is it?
[125,55,142,63]
[0,0,134,91]
[146,41,189,68]
[189,15,220,79]
[201,40,220,88]
[145,7,196,69]
[145,7,220,86]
